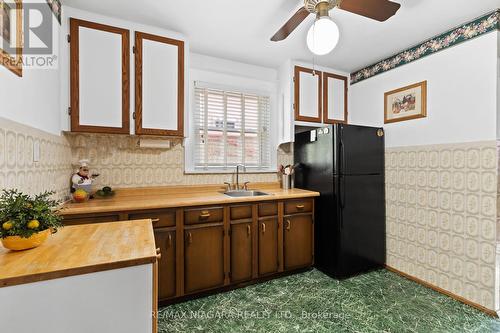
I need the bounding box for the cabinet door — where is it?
[184,225,224,293]
[135,32,184,136]
[258,218,279,276]
[230,222,253,283]
[323,72,348,124]
[283,214,313,270]
[154,229,176,300]
[294,66,322,123]
[70,18,130,134]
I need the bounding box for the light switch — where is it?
[33,140,40,163]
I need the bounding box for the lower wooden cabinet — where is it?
[283,214,314,270]
[230,222,253,283]
[184,224,225,294]
[154,228,176,299]
[258,217,279,276]
[61,198,315,303]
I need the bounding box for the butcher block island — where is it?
[61,183,319,305]
[0,221,159,333]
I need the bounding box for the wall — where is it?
[350,32,498,147]
[0,117,72,201]
[349,32,499,311]
[0,1,61,135]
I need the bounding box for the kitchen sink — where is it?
[224,190,270,197]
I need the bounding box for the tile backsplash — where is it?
[65,133,293,189]
[385,141,498,310]
[0,117,73,201]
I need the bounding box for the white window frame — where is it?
[185,80,277,174]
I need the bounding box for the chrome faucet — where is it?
[236,164,246,190]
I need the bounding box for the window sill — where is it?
[184,169,277,175]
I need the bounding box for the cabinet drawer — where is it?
[284,199,313,215]
[258,203,278,217]
[63,214,119,226]
[129,210,176,228]
[184,207,223,225]
[230,205,252,221]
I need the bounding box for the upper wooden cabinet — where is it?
[69,18,130,134]
[135,32,185,137]
[323,72,348,124]
[293,66,348,125]
[294,66,322,123]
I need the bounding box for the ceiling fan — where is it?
[271,0,401,55]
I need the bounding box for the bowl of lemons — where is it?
[0,190,63,251]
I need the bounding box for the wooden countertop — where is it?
[0,220,157,288]
[61,183,320,216]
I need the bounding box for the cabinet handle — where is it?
[156,248,161,259]
[199,211,211,219]
[186,232,193,245]
[261,223,266,234]
[167,234,172,248]
[247,225,251,236]
[286,219,291,231]
[296,204,305,210]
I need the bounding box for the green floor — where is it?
[158,269,500,333]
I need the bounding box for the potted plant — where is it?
[0,189,63,251]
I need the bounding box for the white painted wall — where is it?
[0,264,153,333]
[186,53,279,172]
[349,32,499,148]
[0,6,60,135]
[59,6,189,134]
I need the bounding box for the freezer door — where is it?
[338,124,384,175]
[336,174,385,278]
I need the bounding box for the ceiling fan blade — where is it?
[338,0,401,22]
[271,7,310,42]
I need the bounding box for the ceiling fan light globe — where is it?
[306,17,339,56]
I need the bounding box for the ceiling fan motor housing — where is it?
[304,0,342,17]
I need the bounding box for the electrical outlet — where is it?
[33,140,40,163]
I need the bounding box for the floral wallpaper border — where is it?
[350,9,500,85]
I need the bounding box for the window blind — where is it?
[194,85,271,171]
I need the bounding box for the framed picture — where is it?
[384,81,427,124]
[0,0,22,77]
[46,0,61,24]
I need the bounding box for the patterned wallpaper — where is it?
[350,9,500,84]
[386,141,498,310]
[0,117,73,201]
[65,133,293,189]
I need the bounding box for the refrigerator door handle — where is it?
[339,175,346,209]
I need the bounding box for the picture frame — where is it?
[46,0,61,24]
[0,0,22,77]
[384,80,427,124]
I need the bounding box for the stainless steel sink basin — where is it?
[224,190,270,197]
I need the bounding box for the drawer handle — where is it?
[285,219,291,231]
[296,204,305,210]
[167,234,172,248]
[199,211,211,219]
[247,225,251,236]
[151,218,160,225]
[261,223,266,234]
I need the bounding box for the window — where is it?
[192,84,272,171]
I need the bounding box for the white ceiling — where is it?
[63,0,500,72]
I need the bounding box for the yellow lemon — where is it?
[2,221,13,230]
[27,220,40,230]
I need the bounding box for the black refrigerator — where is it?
[294,124,385,279]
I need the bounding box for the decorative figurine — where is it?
[70,160,99,202]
